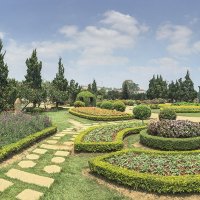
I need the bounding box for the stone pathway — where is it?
[0,121,92,200]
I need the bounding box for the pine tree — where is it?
[92,79,97,94]
[24,49,43,107]
[0,39,9,111]
[122,81,129,99]
[25,49,42,89]
[51,58,68,108]
[182,70,197,102]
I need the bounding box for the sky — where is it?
[0,0,200,90]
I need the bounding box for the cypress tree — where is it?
[25,49,42,89]
[122,81,129,99]
[0,39,9,111]
[92,79,97,94]
[87,84,92,92]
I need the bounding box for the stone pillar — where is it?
[14,98,22,114]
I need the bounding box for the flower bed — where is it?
[75,123,146,152]
[89,148,200,193]
[69,107,133,121]
[0,112,52,148]
[159,105,200,113]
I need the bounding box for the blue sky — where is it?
[1,0,200,90]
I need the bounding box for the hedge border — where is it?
[89,148,200,194]
[75,125,146,152]
[140,129,200,150]
[0,126,57,162]
[69,108,134,121]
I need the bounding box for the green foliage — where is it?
[147,75,168,99]
[161,105,200,113]
[100,101,113,110]
[75,125,146,152]
[68,79,82,105]
[92,79,97,94]
[0,39,9,111]
[133,105,151,120]
[96,102,102,107]
[74,101,85,107]
[121,99,135,106]
[113,101,126,112]
[159,108,177,120]
[0,126,57,162]
[89,148,200,194]
[106,89,121,100]
[76,91,96,106]
[121,81,130,99]
[140,129,200,150]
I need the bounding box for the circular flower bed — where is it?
[69,107,133,121]
[140,120,200,150]
[89,149,200,193]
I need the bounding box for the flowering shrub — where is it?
[0,112,52,148]
[148,120,200,138]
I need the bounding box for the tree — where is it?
[92,79,97,94]
[0,39,9,111]
[121,81,129,99]
[68,80,81,105]
[24,49,43,107]
[122,80,139,98]
[168,81,176,102]
[182,70,197,102]
[87,84,92,92]
[106,90,121,100]
[147,75,168,99]
[51,58,68,108]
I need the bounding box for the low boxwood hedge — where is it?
[69,108,134,121]
[89,148,200,194]
[75,125,146,152]
[140,129,200,150]
[0,126,57,162]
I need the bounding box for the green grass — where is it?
[0,111,130,200]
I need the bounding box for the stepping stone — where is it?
[40,144,72,151]
[54,151,70,157]
[55,133,66,137]
[43,165,61,174]
[16,189,43,200]
[18,160,36,168]
[51,157,65,164]
[45,140,58,144]
[6,169,54,188]
[26,154,40,160]
[63,141,74,146]
[32,148,47,155]
[0,178,13,192]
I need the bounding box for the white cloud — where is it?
[59,25,78,37]
[156,23,193,55]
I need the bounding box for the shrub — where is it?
[113,101,126,112]
[25,107,45,113]
[100,101,113,110]
[76,91,96,106]
[159,108,177,120]
[140,129,200,150]
[96,102,102,108]
[148,120,200,138]
[121,100,135,106]
[161,106,200,113]
[74,101,85,107]
[133,105,151,120]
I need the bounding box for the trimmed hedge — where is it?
[75,126,146,152]
[140,129,200,150]
[89,148,200,194]
[160,106,200,113]
[0,126,57,162]
[69,108,134,121]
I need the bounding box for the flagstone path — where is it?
[0,121,93,200]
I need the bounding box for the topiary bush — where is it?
[113,101,126,112]
[74,101,85,107]
[133,105,151,120]
[148,120,200,138]
[159,108,177,120]
[100,101,113,110]
[76,91,96,106]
